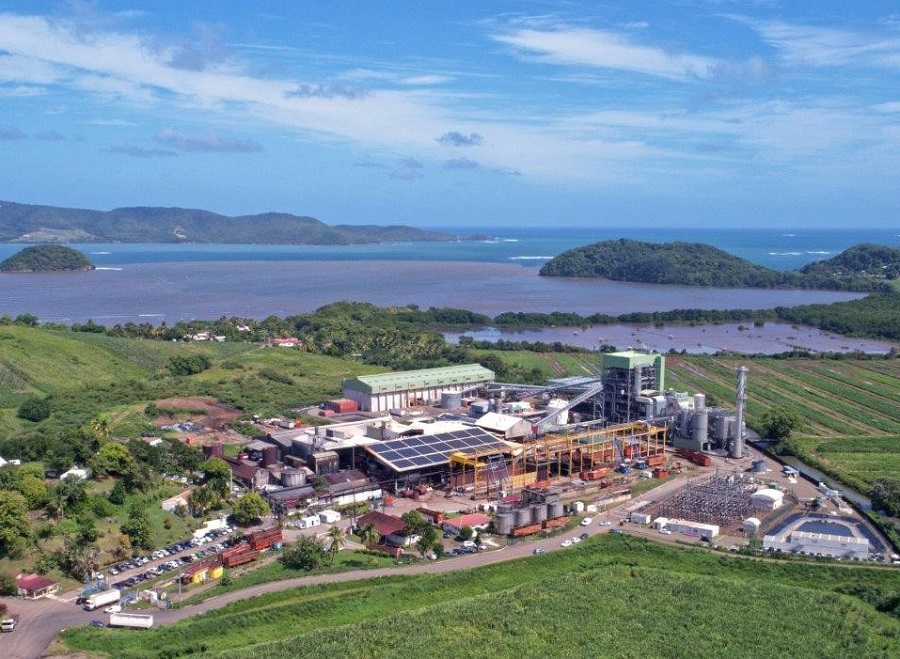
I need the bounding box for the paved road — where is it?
[0,519,617,659]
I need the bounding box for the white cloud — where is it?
[492,25,718,80]
[740,17,900,70]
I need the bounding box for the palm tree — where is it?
[359,523,381,548]
[90,416,111,442]
[326,525,346,565]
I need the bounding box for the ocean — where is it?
[0,226,896,353]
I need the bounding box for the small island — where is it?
[539,239,898,292]
[0,244,95,272]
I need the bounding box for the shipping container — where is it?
[248,527,283,551]
[223,549,260,567]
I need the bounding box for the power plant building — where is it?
[601,351,666,423]
[342,364,494,412]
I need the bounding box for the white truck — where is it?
[83,588,121,611]
[1,614,19,632]
[108,612,154,629]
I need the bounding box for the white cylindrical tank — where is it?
[694,393,706,411]
[693,410,708,444]
[571,501,585,514]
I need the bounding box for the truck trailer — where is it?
[109,612,154,629]
[83,588,121,611]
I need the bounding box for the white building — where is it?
[763,530,869,559]
[342,364,494,412]
[751,488,784,510]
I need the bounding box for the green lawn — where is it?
[60,534,900,658]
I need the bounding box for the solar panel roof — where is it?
[364,428,511,473]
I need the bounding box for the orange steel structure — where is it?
[448,421,667,495]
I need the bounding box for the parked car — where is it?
[579,532,590,540]
[581,518,593,526]
[533,548,545,555]
[89,620,105,628]
[561,539,572,548]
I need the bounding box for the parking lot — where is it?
[91,525,239,597]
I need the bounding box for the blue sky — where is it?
[1,1,899,229]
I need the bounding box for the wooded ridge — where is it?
[0,200,455,244]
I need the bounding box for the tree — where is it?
[89,442,133,478]
[0,572,17,596]
[871,478,900,517]
[0,490,31,558]
[359,523,381,548]
[89,417,111,442]
[108,479,127,505]
[17,396,50,422]
[458,525,474,541]
[280,535,326,571]
[121,503,153,550]
[761,406,802,443]
[325,525,346,564]
[231,492,269,526]
[201,458,232,499]
[188,484,218,517]
[415,525,438,558]
[401,510,430,537]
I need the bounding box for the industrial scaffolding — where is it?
[449,421,668,497]
[658,472,755,529]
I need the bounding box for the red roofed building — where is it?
[16,573,59,599]
[355,510,410,546]
[442,513,492,535]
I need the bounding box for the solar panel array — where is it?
[365,428,510,473]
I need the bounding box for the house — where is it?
[268,337,301,348]
[16,573,60,599]
[162,489,192,512]
[180,561,223,585]
[60,467,91,481]
[356,511,410,547]
[442,513,492,536]
[224,458,270,490]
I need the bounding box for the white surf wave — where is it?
[768,251,802,256]
[94,267,123,271]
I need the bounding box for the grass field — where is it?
[665,355,900,490]
[59,534,900,658]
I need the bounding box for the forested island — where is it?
[0,200,454,244]
[540,239,899,292]
[0,244,94,272]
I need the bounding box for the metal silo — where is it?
[515,508,532,528]
[692,409,708,445]
[532,504,548,525]
[496,512,514,536]
[549,502,565,519]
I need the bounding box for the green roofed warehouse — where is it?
[342,364,494,412]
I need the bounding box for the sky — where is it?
[1,1,899,230]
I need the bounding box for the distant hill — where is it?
[539,239,894,292]
[0,201,455,244]
[0,244,94,272]
[798,243,900,286]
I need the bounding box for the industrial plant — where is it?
[205,351,885,560]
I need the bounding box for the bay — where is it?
[0,227,896,354]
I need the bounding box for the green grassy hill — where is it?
[59,535,900,658]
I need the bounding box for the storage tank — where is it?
[202,443,224,459]
[497,502,515,515]
[441,390,463,409]
[715,414,730,440]
[694,393,706,411]
[678,410,692,437]
[571,500,585,514]
[515,508,532,528]
[281,468,305,487]
[496,512,514,536]
[532,504,548,525]
[549,502,565,519]
[692,410,708,444]
[261,446,278,467]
